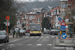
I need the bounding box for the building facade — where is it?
[60,0,68,20]
[50,6,60,29]
[26,12,42,29]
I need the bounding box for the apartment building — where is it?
[26,12,42,29]
[60,0,68,20]
[71,0,75,10]
[50,6,60,29]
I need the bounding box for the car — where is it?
[43,29,49,34]
[19,29,26,36]
[0,30,9,43]
[49,29,59,35]
[25,29,30,33]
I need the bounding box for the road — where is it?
[0,34,74,50]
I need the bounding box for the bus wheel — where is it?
[39,34,41,36]
[30,34,32,36]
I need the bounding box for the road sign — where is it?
[58,17,62,21]
[60,31,62,34]
[5,16,10,20]
[61,21,66,26]
[4,22,10,26]
[60,26,66,31]
[65,17,69,22]
[61,33,67,39]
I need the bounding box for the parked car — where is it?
[43,29,49,34]
[0,30,9,43]
[25,29,30,33]
[19,29,26,36]
[49,29,59,35]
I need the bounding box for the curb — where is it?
[55,43,75,47]
[55,37,75,47]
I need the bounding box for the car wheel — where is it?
[7,39,9,42]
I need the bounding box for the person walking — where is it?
[15,27,19,38]
[13,30,15,38]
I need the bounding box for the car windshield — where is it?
[0,31,5,35]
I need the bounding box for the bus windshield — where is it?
[30,24,41,31]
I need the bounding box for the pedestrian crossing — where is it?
[24,36,55,39]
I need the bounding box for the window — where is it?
[61,3,67,8]
[29,21,32,23]
[63,4,67,8]
[60,11,66,16]
[53,10,56,15]
[26,21,28,24]
[29,21,35,24]
[37,18,40,22]
[29,16,35,20]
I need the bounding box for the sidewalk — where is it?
[9,35,16,39]
[55,35,75,47]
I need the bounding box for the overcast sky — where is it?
[15,0,54,2]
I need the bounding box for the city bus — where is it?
[30,24,41,36]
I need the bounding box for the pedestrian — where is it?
[13,30,15,38]
[15,27,19,38]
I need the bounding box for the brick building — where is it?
[71,0,75,10]
[26,12,42,29]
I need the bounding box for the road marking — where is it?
[36,36,39,38]
[46,36,49,38]
[2,49,5,50]
[47,44,52,46]
[27,44,32,46]
[31,37,34,38]
[0,44,4,46]
[8,44,15,48]
[36,44,42,46]
[16,44,23,46]
[10,39,20,42]
[52,47,65,49]
[25,36,29,38]
[51,36,54,38]
[66,47,74,50]
[38,36,43,41]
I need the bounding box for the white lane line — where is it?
[46,36,49,38]
[27,44,32,46]
[47,44,52,46]
[0,44,4,46]
[38,36,44,41]
[36,44,42,46]
[25,36,29,38]
[51,36,54,38]
[36,36,39,38]
[2,49,5,50]
[52,47,65,49]
[66,47,74,50]
[8,44,15,48]
[10,39,20,42]
[31,37,34,38]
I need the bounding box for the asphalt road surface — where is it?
[0,34,74,50]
